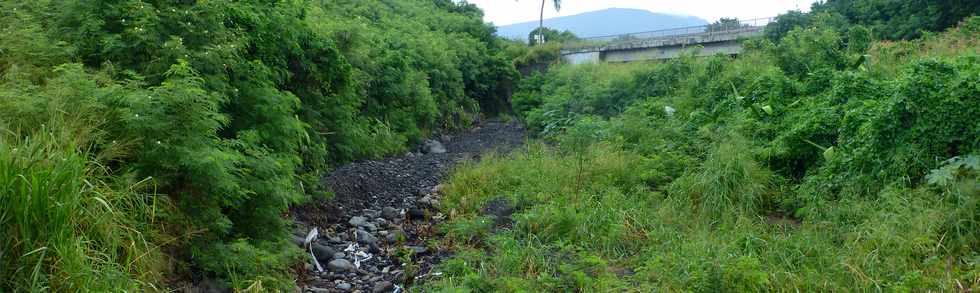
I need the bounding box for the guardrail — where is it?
[562,17,775,51]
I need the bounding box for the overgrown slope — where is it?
[0,0,514,290]
[427,17,980,291]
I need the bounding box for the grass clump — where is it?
[667,136,773,219]
[0,128,166,291]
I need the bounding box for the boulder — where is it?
[381,207,401,220]
[348,216,369,228]
[373,281,394,293]
[356,229,378,244]
[327,259,355,272]
[312,243,337,264]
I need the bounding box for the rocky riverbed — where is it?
[289,119,525,293]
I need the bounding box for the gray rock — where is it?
[368,243,382,253]
[327,259,355,272]
[333,252,346,259]
[422,139,447,154]
[312,243,336,264]
[348,216,369,227]
[336,282,352,291]
[308,288,329,293]
[373,281,394,293]
[385,230,405,243]
[356,229,378,244]
[419,195,439,207]
[381,207,401,220]
[432,184,445,194]
[363,209,382,219]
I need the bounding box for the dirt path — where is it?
[290,119,525,293]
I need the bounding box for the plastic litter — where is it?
[353,251,373,269]
[304,228,323,272]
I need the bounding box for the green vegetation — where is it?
[2,0,977,290]
[768,0,980,40]
[0,0,514,290]
[427,17,980,291]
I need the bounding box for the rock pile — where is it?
[291,119,525,292]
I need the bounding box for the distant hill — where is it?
[496,8,709,41]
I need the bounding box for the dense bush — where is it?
[767,0,980,41]
[0,0,515,289]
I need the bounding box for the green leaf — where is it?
[761,105,774,115]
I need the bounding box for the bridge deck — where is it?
[559,17,773,63]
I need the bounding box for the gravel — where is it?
[291,119,525,292]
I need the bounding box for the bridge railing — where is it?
[562,17,775,51]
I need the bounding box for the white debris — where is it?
[304,228,323,272]
[304,228,318,245]
[353,251,373,269]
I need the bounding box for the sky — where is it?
[466,0,817,26]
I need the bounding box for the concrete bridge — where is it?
[561,17,773,64]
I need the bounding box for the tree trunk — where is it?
[538,0,545,45]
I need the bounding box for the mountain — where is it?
[495,8,709,41]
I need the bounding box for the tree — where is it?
[765,10,812,41]
[767,0,980,41]
[707,18,746,32]
[528,27,577,45]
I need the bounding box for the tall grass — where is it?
[667,136,773,219]
[0,117,164,291]
[428,143,980,291]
